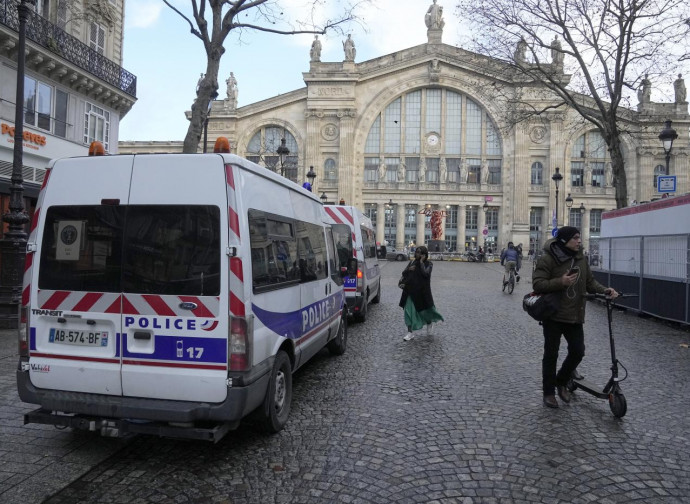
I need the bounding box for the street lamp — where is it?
[0,0,34,328]
[277,138,290,177]
[564,193,573,223]
[202,91,219,153]
[320,192,328,204]
[551,167,563,229]
[482,200,489,213]
[658,120,678,176]
[305,165,316,191]
[579,202,586,215]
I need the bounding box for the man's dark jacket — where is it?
[532,238,606,324]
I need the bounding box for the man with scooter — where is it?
[532,226,619,409]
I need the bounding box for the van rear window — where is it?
[38,205,220,296]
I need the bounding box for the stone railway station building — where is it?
[119,3,689,256]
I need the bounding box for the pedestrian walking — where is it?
[399,246,444,341]
[532,226,619,409]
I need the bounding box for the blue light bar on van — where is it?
[101,199,120,205]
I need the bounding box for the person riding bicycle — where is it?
[500,242,521,285]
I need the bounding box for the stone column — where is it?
[338,109,356,206]
[581,209,590,252]
[305,110,320,189]
[416,204,426,246]
[458,205,466,251]
[396,203,405,249]
[376,202,386,245]
[512,125,531,245]
[477,205,486,249]
[440,210,447,243]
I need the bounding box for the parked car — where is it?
[386,248,409,261]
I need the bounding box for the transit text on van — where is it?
[32,309,63,317]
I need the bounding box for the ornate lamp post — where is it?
[0,0,35,328]
[277,138,290,177]
[565,193,573,224]
[305,166,316,192]
[551,167,563,230]
[320,192,328,204]
[658,120,678,176]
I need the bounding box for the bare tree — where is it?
[163,0,368,154]
[456,0,689,208]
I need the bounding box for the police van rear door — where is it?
[29,156,133,396]
[121,155,228,403]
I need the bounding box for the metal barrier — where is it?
[593,234,690,324]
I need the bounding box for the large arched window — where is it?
[246,127,299,182]
[571,131,608,187]
[363,89,502,185]
[531,162,543,185]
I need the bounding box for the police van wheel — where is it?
[260,351,292,433]
[327,315,348,356]
[371,283,381,304]
[354,296,367,323]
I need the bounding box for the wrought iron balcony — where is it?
[0,0,136,97]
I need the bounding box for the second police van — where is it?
[324,205,381,322]
[16,139,352,441]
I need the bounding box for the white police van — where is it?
[324,205,381,322]
[16,139,351,441]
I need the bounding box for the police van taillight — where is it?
[356,268,363,291]
[229,317,250,371]
[19,306,29,358]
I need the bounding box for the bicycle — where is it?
[502,262,517,294]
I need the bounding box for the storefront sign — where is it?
[1,123,47,149]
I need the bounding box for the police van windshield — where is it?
[38,205,220,296]
[332,223,352,268]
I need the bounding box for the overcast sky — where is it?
[119,0,470,142]
[119,0,685,143]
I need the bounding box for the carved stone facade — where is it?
[119,4,689,253]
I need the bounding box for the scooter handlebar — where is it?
[585,292,638,301]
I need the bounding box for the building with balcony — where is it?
[119,2,687,256]
[0,0,136,208]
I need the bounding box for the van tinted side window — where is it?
[249,210,299,291]
[296,221,327,282]
[332,224,352,268]
[361,226,376,259]
[325,227,343,285]
[123,206,220,296]
[39,205,124,292]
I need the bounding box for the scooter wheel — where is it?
[566,378,576,392]
[609,392,627,418]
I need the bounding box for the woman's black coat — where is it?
[398,259,435,311]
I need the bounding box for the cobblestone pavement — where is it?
[2,261,689,503]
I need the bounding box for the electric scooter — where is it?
[567,292,636,418]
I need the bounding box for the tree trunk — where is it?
[606,128,628,209]
[182,55,221,154]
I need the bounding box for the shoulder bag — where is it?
[522,291,560,321]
